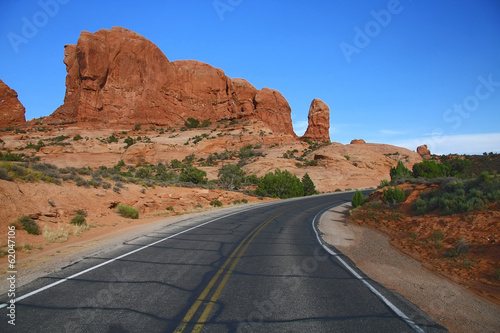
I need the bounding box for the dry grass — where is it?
[72,223,90,236]
[43,226,69,243]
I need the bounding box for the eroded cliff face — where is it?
[0,79,26,128]
[49,27,296,135]
[302,98,330,142]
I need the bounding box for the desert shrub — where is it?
[302,173,317,196]
[0,167,12,181]
[210,199,223,207]
[445,238,469,257]
[412,160,449,179]
[412,198,427,215]
[218,164,246,190]
[70,214,86,226]
[245,174,260,185]
[73,134,83,141]
[444,158,472,177]
[124,136,135,147]
[0,151,25,161]
[18,216,41,235]
[238,145,261,160]
[256,169,304,199]
[201,120,212,128]
[116,204,139,219]
[412,173,500,215]
[179,165,207,184]
[185,117,200,129]
[390,161,411,182]
[378,179,390,188]
[135,167,152,179]
[107,135,119,143]
[351,190,366,208]
[382,186,406,205]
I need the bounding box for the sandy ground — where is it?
[319,203,500,333]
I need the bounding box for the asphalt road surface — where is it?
[1,192,447,332]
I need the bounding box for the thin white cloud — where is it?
[389,133,500,155]
[380,129,405,136]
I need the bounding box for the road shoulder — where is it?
[318,202,500,333]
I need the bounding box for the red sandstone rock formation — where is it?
[0,79,26,128]
[49,27,295,135]
[350,139,366,144]
[302,98,330,142]
[417,144,431,157]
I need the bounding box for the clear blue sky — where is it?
[1,0,499,154]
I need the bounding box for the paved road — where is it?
[1,192,447,332]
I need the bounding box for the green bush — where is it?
[302,173,317,196]
[210,199,223,207]
[382,186,406,204]
[108,135,119,143]
[256,169,304,199]
[0,167,12,181]
[412,198,427,215]
[70,214,86,226]
[201,120,212,128]
[378,179,390,188]
[351,190,365,208]
[390,161,411,181]
[124,136,135,147]
[73,134,83,141]
[18,216,41,235]
[184,117,200,129]
[412,160,449,179]
[116,204,139,219]
[218,164,246,190]
[179,165,207,184]
[412,173,500,215]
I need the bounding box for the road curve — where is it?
[0,192,447,332]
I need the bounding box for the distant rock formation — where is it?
[302,98,330,142]
[417,144,431,157]
[350,139,366,144]
[49,27,295,135]
[0,79,26,128]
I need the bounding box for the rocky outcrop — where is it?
[0,79,26,128]
[350,139,366,144]
[302,98,330,142]
[49,27,295,135]
[417,144,431,157]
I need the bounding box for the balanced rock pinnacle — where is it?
[0,79,26,128]
[302,98,330,142]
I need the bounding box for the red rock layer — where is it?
[49,27,295,135]
[0,79,26,128]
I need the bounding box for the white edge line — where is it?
[312,204,426,333]
[0,206,259,309]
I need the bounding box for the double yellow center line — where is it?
[174,212,283,333]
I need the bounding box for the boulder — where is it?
[302,98,330,142]
[417,144,431,157]
[0,79,26,128]
[350,139,366,144]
